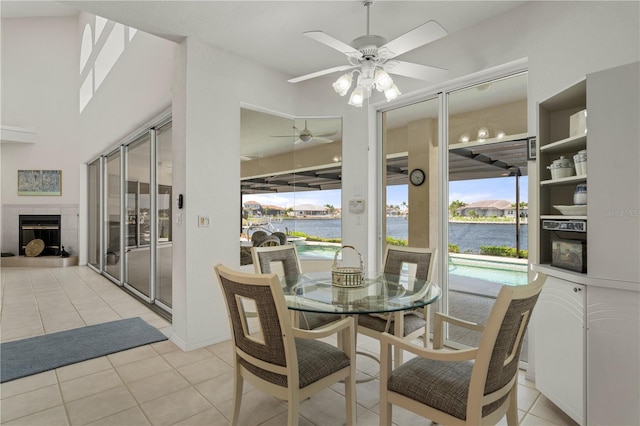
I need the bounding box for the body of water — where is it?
[272,217,528,254]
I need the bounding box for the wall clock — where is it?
[409,168,426,186]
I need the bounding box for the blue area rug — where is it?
[1,317,168,383]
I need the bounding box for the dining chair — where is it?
[357,246,437,367]
[214,264,357,426]
[378,272,546,426]
[251,244,337,330]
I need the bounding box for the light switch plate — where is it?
[198,215,210,227]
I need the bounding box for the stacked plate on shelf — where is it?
[553,205,587,216]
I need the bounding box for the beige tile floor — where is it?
[1,266,579,426]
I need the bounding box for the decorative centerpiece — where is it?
[331,245,364,287]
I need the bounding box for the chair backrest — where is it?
[252,244,302,277]
[214,264,296,380]
[468,272,546,418]
[383,246,437,282]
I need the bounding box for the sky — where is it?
[243,176,528,209]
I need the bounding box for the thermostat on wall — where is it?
[349,199,365,214]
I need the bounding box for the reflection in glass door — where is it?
[381,98,441,336]
[104,149,122,281]
[382,98,439,251]
[446,72,529,359]
[125,134,152,299]
[88,159,101,270]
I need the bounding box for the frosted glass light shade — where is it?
[348,86,365,107]
[332,73,353,96]
[384,84,401,101]
[374,69,393,91]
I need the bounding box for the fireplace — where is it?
[19,215,61,256]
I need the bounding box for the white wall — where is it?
[1,14,176,256]
[1,16,80,254]
[170,39,299,349]
[1,17,79,206]
[76,12,176,159]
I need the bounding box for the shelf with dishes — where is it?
[539,181,588,216]
[539,134,586,154]
[541,214,587,220]
[552,204,587,216]
[540,175,587,186]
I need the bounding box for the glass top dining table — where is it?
[280,271,441,315]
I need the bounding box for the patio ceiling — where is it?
[241,137,528,194]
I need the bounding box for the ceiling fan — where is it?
[271,120,337,144]
[288,0,448,107]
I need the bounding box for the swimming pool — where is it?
[449,255,528,286]
[296,243,529,286]
[296,242,341,259]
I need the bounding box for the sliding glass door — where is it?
[382,97,439,250]
[88,158,102,270]
[379,70,529,360]
[87,118,172,314]
[445,73,529,357]
[104,149,122,281]
[156,121,172,309]
[125,134,152,299]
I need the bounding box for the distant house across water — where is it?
[261,204,285,216]
[243,200,262,216]
[292,204,328,217]
[456,200,528,218]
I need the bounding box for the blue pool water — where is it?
[450,264,528,286]
[296,243,528,286]
[296,243,340,259]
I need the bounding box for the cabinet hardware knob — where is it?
[573,287,582,292]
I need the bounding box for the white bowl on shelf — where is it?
[553,205,587,216]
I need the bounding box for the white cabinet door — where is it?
[587,62,640,283]
[535,275,586,425]
[587,285,640,426]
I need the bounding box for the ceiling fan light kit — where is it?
[289,0,448,107]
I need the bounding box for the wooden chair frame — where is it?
[215,264,357,426]
[379,273,546,425]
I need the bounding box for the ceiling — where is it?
[2,0,530,193]
[39,0,527,84]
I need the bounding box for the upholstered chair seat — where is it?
[379,273,547,426]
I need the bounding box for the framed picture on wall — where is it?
[17,170,61,196]
[527,136,537,160]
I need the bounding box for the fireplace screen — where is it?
[19,215,61,256]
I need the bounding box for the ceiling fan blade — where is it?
[380,20,447,59]
[314,131,338,138]
[313,137,335,144]
[386,60,448,82]
[288,65,356,83]
[293,136,333,145]
[303,31,361,56]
